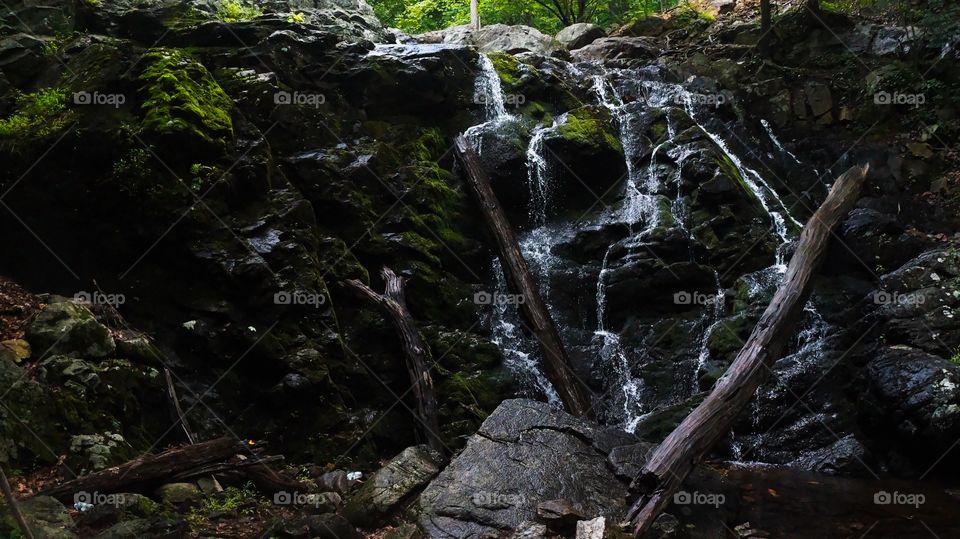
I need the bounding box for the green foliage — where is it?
[186,483,263,533]
[372,0,690,34]
[216,0,262,22]
[287,11,306,23]
[0,87,75,151]
[137,48,234,152]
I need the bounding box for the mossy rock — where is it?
[0,496,74,539]
[551,106,622,154]
[25,301,116,360]
[0,86,76,153]
[137,48,234,158]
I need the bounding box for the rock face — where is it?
[345,445,444,526]
[571,36,659,61]
[26,301,116,359]
[418,399,652,538]
[556,23,605,50]
[1,496,75,539]
[418,24,566,55]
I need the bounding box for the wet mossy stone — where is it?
[137,48,234,158]
[0,496,75,539]
[26,301,116,359]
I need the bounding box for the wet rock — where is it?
[26,301,116,359]
[418,399,642,538]
[860,346,960,463]
[572,37,659,62]
[556,23,605,50]
[1,496,75,539]
[344,445,444,526]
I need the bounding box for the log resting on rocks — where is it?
[626,164,869,536]
[455,135,593,417]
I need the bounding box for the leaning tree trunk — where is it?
[1,465,35,539]
[345,267,445,453]
[627,165,869,536]
[454,135,593,417]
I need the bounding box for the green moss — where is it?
[215,0,262,22]
[138,48,234,153]
[486,51,522,88]
[0,87,75,152]
[555,107,622,153]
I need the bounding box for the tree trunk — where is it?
[470,0,480,30]
[759,0,772,58]
[1,465,35,539]
[626,165,869,536]
[454,135,593,417]
[344,267,445,453]
[39,437,245,503]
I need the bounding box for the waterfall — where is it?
[526,124,552,226]
[463,53,514,154]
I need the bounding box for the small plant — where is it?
[186,483,262,534]
[216,0,262,22]
[951,351,960,365]
[0,87,74,151]
[287,11,306,23]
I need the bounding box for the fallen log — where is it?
[344,267,445,453]
[454,135,592,417]
[39,437,244,503]
[626,164,869,536]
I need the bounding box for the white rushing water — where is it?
[476,60,831,436]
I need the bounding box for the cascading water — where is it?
[472,56,833,446]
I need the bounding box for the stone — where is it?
[155,482,202,507]
[317,470,350,493]
[385,523,424,539]
[418,24,565,55]
[1,496,75,539]
[572,36,659,61]
[92,518,186,538]
[344,445,444,526]
[75,493,157,528]
[69,432,130,473]
[25,301,116,359]
[418,399,643,538]
[556,23,606,50]
[576,516,606,539]
[274,513,361,539]
[804,81,833,119]
[536,499,586,533]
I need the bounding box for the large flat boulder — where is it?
[417,399,652,538]
[418,24,565,56]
